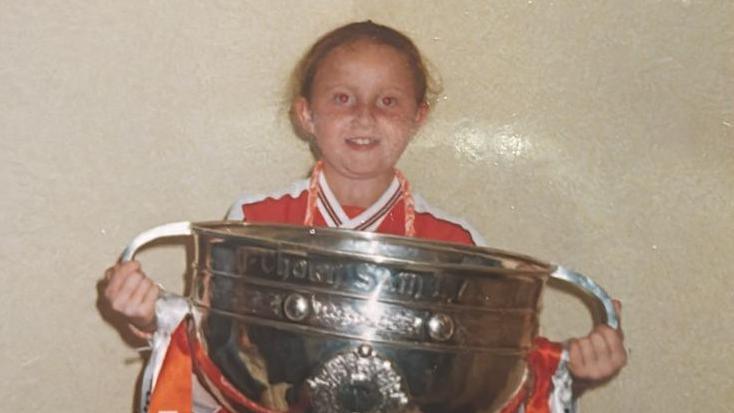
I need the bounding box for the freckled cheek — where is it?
[384,142,411,164]
[312,110,353,130]
[379,116,418,137]
[373,107,406,120]
[313,104,351,118]
[370,113,407,130]
[383,109,423,129]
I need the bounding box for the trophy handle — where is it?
[120,221,193,262]
[119,222,198,413]
[549,266,620,329]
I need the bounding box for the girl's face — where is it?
[296,40,428,183]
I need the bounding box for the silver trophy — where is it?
[122,221,618,413]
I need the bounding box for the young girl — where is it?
[103,21,625,413]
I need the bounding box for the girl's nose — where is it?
[353,103,376,127]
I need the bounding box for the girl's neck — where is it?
[321,166,394,208]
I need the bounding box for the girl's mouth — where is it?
[345,137,379,149]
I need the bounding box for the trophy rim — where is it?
[190,220,553,278]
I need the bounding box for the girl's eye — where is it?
[381,97,396,107]
[334,93,351,104]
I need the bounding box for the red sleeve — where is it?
[413,212,476,246]
[242,192,309,225]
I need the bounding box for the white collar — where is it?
[316,172,402,232]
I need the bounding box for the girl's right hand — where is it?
[103,261,159,335]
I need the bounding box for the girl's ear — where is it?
[294,97,316,136]
[414,101,430,126]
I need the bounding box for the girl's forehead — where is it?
[315,40,413,81]
[328,40,407,63]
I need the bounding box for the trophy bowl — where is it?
[121,221,618,413]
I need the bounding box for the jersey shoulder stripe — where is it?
[225,179,309,220]
[412,193,488,247]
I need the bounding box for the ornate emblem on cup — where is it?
[307,344,409,413]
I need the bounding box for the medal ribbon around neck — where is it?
[304,160,416,236]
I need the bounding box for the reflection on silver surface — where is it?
[549,266,619,329]
[283,293,310,322]
[426,313,455,342]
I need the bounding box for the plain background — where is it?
[1,1,732,411]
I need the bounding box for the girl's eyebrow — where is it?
[381,86,412,94]
[318,82,352,91]
[319,83,412,95]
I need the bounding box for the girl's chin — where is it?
[332,164,394,181]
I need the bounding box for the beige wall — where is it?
[2,1,732,411]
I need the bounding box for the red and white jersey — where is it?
[225,177,487,246]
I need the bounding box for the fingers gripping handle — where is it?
[120,221,193,262]
[120,222,194,413]
[550,266,619,330]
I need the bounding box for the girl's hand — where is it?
[568,300,627,392]
[102,261,159,334]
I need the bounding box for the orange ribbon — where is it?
[501,337,564,413]
[147,321,193,413]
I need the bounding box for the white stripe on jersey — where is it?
[316,172,402,232]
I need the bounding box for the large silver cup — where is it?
[122,221,618,413]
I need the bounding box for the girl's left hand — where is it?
[568,299,627,386]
